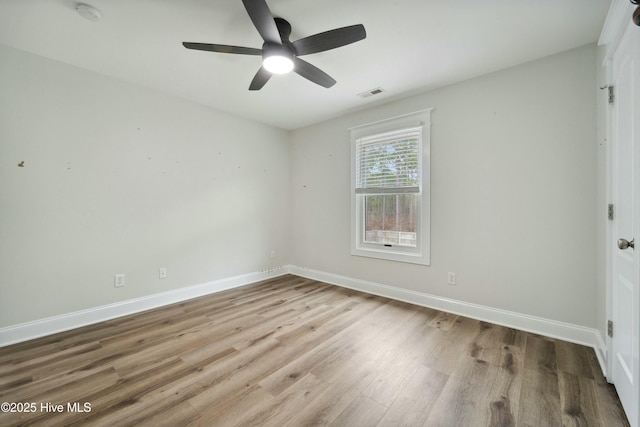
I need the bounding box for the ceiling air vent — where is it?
[357,87,385,98]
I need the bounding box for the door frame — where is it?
[600,1,639,424]
[601,0,635,379]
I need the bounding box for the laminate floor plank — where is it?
[421,316,477,375]
[191,383,275,427]
[97,313,211,350]
[485,344,523,426]
[361,310,441,407]
[0,368,120,427]
[256,301,385,395]
[425,355,501,427]
[135,400,202,427]
[0,274,630,427]
[239,373,330,427]
[361,352,421,407]
[558,371,601,426]
[376,364,448,427]
[556,340,595,379]
[468,322,516,366]
[329,395,387,427]
[586,348,631,427]
[185,339,285,411]
[178,296,322,364]
[175,313,269,365]
[517,368,562,426]
[522,333,557,374]
[0,341,103,388]
[1,359,116,404]
[308,303,418,382]
[63,357,200,426]
[428,310,458,331]
[280,358,380,427]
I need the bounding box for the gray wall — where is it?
[0,45,291,327]
[1,42,601,334]
[290,44,598,327]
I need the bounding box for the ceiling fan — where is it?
[182,0,366,90]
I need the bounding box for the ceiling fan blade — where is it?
[183,42,262,55]
[292,24,366,56]
[293,58,336,88]
[249,66,272,90]
[242,0,281,44]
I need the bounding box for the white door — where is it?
[610,20,640,427]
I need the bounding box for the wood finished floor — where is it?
[0,275,630,427]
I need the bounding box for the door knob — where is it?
[618,238,635,250]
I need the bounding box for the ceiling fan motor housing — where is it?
[274,17,292,41]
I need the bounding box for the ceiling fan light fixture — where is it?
[262,45,294,74]
[263,55,294,74]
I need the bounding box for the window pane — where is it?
[364,194,417,247]
[356,131,421,191]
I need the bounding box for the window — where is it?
[350,109,431,265]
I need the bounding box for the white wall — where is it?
[290,44,598,327]
[0,42,600,334]
[0,44,290,327]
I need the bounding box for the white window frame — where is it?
[350,109,432,265]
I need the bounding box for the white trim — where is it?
[595,331,609,378]
[599,1,638,385]
[289,266,608,373]
[349,108,434,135]
[1,265,609,378]
[0,268,290,347]
[350,109,432,265]
[603,53,616,382]
[603,20,640,425]
[598,0,635,61]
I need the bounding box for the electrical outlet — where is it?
[447,272,456,285]
[114,274,125,288]
[159,267,167,279]
[270,249,277,259]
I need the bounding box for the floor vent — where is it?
[261,266,285,274]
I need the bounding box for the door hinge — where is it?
[601,85,614,103]
[608,320,613,338]
[608,204,614,220]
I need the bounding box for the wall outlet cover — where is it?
[447,272,456,285]
[114,274,125,288]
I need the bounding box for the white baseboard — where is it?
[594,331,609,378]
[0,267,290,347]
[289,266,608,373]
[1,265,609,378]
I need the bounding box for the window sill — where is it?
[351,245,430,266]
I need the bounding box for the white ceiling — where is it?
[0,0,611,130]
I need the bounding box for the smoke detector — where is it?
[76,3,102,22]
